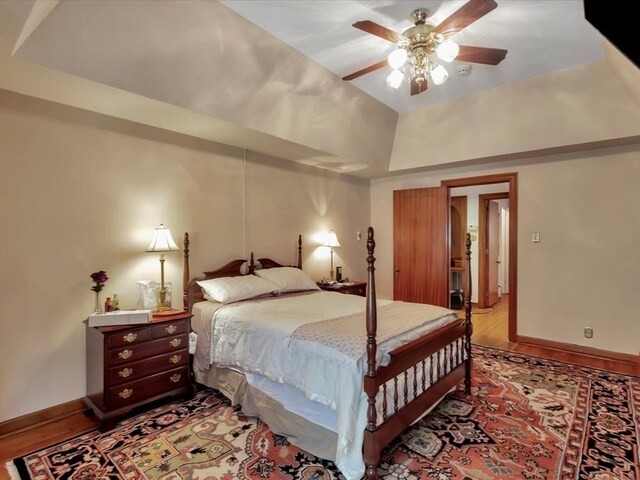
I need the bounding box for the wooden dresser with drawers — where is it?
[84,310,193,431]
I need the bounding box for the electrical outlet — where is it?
[356,231,361,242]
[531,232,540,243]
[584,327,593,339]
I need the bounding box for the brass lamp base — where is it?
[157,286,171,311]
[329,249,335,280]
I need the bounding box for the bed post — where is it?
[297,234,302,269]
[248,252,256,274]
[364,226,379,480]
[183,232,190,311]
[464,232,473,395]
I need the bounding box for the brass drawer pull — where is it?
[169,373,181,383]
[118,367,133,378]
[165,325,178,334]
[169,354,182,364]
[169,338,182,348]
[123,332,138,343]
[119,388,133,399]
[118,349,133,360]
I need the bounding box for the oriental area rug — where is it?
[9,346,640,480]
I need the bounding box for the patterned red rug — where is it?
[9,346,640,480]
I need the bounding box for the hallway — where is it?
[470,294,509,348]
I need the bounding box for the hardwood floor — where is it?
[0,412,98,480]
[1,295,638,479]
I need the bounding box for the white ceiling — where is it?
[220,0,604,113]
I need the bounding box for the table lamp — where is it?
[146,223,179,311]
[322,230,341,280]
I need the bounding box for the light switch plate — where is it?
[531,232,540,243]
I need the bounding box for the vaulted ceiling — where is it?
[0,1,638,179]
[220,0,604,112]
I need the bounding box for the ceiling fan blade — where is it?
[353,20,407,44]
[342,59,388,81]
[456,45,508,65]
[433,0,498,38]
[410,78,427,96]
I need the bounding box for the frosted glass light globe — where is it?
[387,48,408,69]
[386,69,404,89]
[430,64,449,85]
[436,40,459,63]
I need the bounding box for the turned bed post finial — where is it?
[297,234,302,269]
[183,232,190,311]
[464,232,473,395]
[249,252,256,274]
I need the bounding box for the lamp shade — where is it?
[146,224,179,252]
[322,230,341,248]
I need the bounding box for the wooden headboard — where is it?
[182,233,303,312]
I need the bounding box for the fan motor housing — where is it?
[411,8,430,25]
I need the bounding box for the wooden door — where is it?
[393,186,449,307]
[487,200,500,306]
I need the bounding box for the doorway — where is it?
[442,173,518,342]
[479,193,509,309]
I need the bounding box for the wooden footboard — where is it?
[363,228,473,479]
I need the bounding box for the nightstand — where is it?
[84,310,193,431]
[317,281,367,297]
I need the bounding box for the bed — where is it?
[182,228,472,480]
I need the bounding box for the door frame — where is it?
[441,173,518,342]
[478,192,509,309]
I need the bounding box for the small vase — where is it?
[94,292,103,314]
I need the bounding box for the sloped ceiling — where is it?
[2,0,397,178]
[220,0,604,113]
[1,0,639,179]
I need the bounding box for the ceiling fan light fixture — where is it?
[436,39,459,63]
[343,0,508,96]
[430,63,449,85]
[386,69,404,89]
[387,48,408,69]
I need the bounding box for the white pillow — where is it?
[255,267,320,293]
[197,275,279,304]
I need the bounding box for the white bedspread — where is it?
[192,291,458,480]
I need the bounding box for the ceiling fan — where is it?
[342,0,508,96]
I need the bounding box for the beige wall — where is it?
[371,147,640,356]
[0,89,370,422]
[245,152,370,280]
[603,40,640,107]
[390,61,640,171]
